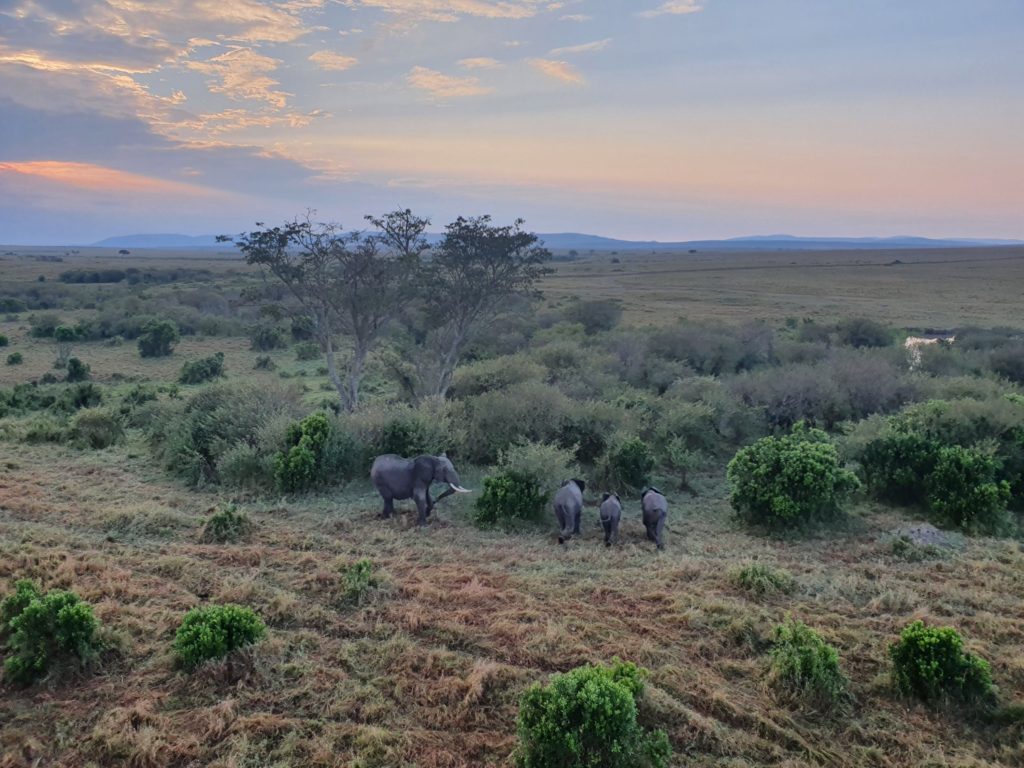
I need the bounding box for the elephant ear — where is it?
[601,492,612,502]
[573,479,587,494]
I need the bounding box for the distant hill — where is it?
[91,232,1022,252]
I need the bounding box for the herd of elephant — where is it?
[370,453,669,549]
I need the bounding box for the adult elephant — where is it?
[553,479,586,544]
[370,454,471,526]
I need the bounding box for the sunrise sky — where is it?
[1,0,1022,245]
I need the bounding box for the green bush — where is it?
[475,441,580,528]
[69,408,124,449]
[475,472,549,528]
[727,424,860,530]
[859,431,940,507]
[249,324,288,351]
[516,659,671,768]
[179,352,226,384]
[563,299,623,335]
[731,563,795,597]
[2,583,102,685]
[65,357,90,382]
[294,341,320,361]
[340,559,377,605]
[173,604,266,669]
[254,355,275,371]
[273,411,356,493]
[0,333,7,347]
[200,503,253,544]
[598,437,655,493]
[350,403,452,460]
[835,317,893,348]
[448,354,545,399]
[457,380,572,464]
[7,352,23,365]
[769,619,849,709]
[0,580,40,640]
[926,445,1011,533]
[890,620,994,706]
[137,319,180,358]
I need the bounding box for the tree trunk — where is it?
[323,332,351,411]
[432,326,466,399]
[346,344,368,411]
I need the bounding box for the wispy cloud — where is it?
[308,51,358,71]
[549,38,611,56]
[0,161,221,197]
[406,66,493,98]
[186,48,289,108]
[458,57,503,69]
[529,58,584,84]
[559,14,592,22]
[638,1,704,18]
[347,0,547,22]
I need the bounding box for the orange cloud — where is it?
[529,58,584,84]
[0,161,219,196]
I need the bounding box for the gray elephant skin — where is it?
[370,454,470,526]
[641,487,668,549]
[599,492,622,547]
[553,479,586,544]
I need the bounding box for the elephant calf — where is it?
[599,493,622,547]
[553,479,586,544]
[641,487,668,550]
[370,453,471,527]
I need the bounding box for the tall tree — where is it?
[420,216,552,398]
[228,211,425,411]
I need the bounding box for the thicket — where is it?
[516,659,671,768]
[137,319,180,358]
[475,442,580,528]
[199,503,253,544]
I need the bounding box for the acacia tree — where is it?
[228,210,427,411]
[415,216,552,398]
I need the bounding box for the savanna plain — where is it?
[1,244,1023,767]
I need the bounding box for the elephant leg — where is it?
[573,507,581,535]
[612,520,619,545]
[655,514,666,550]
[425,488,434,517]
[414,490,430,527]
[602,519,612,546]
[380,494,395,519]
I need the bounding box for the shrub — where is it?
[926,445,1011,533]
[448,354,545,399]
[65,357,90,382]
[137,319,180,358]
[457,380,571,464]
[475,441,580,528]
[597,437,655,493]
[179,352,226,384]
[350,403,452,460]
[563,299,623,335]
[731,563,795,597]
[173,604,265,669]
[889,621,994,706]
[271,411,361,493]
[2,583,102,685]
[835,317,893,348]
[516,659,671,768]
[0,334,7,347]
[254,355,275,371]
[0,580,40,640]
[340,559,377,605]
[249,324,288,351]
[7,352,23,365]
[476,472,549,528]
[291,315,315,341]
[29,313,61,338]
[200,503,253,544]
[727,423,860,530]
[69,408,124,449]
[859,431,941,507]
[294,341,320,361]
[989,342,1024,384]
[769,619,849,709]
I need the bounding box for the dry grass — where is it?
[1,442,1022,767]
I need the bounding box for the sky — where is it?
[0,0,1022,245]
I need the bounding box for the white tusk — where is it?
[450,485,472,493]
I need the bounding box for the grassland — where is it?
[1,246,1023,767]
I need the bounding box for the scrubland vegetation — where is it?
[1,239,1023,766]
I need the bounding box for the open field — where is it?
[2,442,1022,767]
[1,245,1023,766]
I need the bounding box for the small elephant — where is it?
[370,453,471,526]
[599,492,622,547]
[553,479,586,544]
[641,487,668,550]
